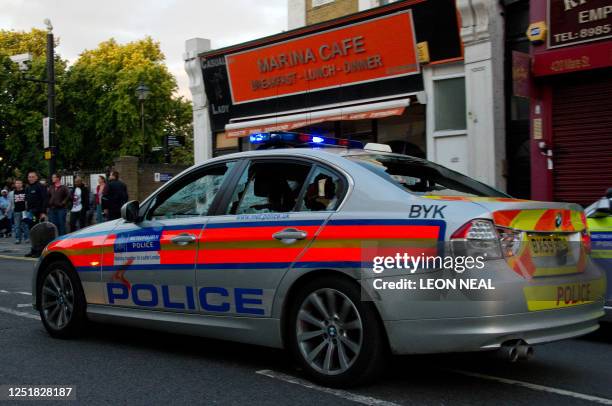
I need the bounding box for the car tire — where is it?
[287,275,388,387]
[38,260,87,339]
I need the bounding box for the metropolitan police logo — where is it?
[555,213,562,228]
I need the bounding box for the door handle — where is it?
[171,233,197,246]
[272,228,308,244]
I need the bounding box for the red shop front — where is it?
[529,0,612,207]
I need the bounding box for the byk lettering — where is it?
[409,205,446,219]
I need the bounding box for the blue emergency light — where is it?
[248,132,363,149]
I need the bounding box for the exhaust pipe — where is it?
[516,341,534,361]
[497,342,519,362]
[495,340,534,362]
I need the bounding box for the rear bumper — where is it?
[384,301,604,354]
[602,305,612,322]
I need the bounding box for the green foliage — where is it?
[0,29,66,179]
[166,97,194,166]
[0,30,193,179]
[0,28,51,57]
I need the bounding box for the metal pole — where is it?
[141,100,145,162]
[46,31,56,177]
[164,135,170,164]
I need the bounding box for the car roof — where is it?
[173,147,428,187]
[212,146,421,162]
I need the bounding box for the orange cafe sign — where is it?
[225,11,419,105]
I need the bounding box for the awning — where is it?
[224,98,410,138]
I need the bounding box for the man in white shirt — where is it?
[69,177,89,232]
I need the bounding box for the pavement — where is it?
[1,258,611,405]
[0,235,31,258]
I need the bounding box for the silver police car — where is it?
[32,133,606,387]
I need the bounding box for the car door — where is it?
[195,157,348,317]
[102,161,238,312]
[588,207,612,310]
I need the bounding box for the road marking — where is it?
[449,369,612,405]
[0,306,40,321]
[0,254,37,262]
[256,369,399,406]
[16,291,32,296]
[16,303,32,308]
[0,290,8,293]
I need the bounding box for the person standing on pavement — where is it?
[25,171,48,226]
[69,177,89,232]
[25,171,48,257]
[103,171,128,221]
[0,190,11,237]
[86,184,95,226]
[47,174,71,236]
[95,175,107,224]
[9,180,29,244]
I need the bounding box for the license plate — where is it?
[528,234,569,257]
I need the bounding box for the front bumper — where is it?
[384,301,604,354]
[30,255,44,311]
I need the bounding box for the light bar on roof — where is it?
[248,132,363,149]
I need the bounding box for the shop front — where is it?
[529,0,612,206]
[185,0,508,190]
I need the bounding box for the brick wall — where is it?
[111,156,189,202]
[113,156,139,201]
[306,0,358,25]
[138,163,189,201]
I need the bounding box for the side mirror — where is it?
[591,198,611,218]
[121,200,140,223]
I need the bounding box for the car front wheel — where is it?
[288,276,387,387]
[38,261,87,338]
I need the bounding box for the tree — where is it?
[62,37,187,169]
[0,28,50,57]
[0,32,194,178]
[165,97,194,166]
[0,29,66,180]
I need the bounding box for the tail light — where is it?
[451,219,503,260]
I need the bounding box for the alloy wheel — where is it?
[296,288,363,375]
[41,269,75,330]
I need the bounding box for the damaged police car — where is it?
[32,132,606,387]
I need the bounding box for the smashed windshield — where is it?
[347,154,508,198]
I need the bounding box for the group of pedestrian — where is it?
[0,170,128,256]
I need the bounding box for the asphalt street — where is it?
[1,257,611,406]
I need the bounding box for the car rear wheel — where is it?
[288,276,387,387]
[38,261,87,338]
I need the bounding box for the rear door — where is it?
[195,158,347,317]
[588,214,612,309]
[102,161,238,312]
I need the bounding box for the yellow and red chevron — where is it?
[493,209,586,232]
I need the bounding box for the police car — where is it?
[32,132,606,387]
[585,189,612,320]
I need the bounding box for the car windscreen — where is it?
[346,154,508,197]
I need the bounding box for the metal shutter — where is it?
[552,69,612,207]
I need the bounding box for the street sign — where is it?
[44,149,52,160]
[43,117,50,148]
[154,172,173,183]
[166,135,184,148]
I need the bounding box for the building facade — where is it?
[185,0,509,191]
[527,0,612,207]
